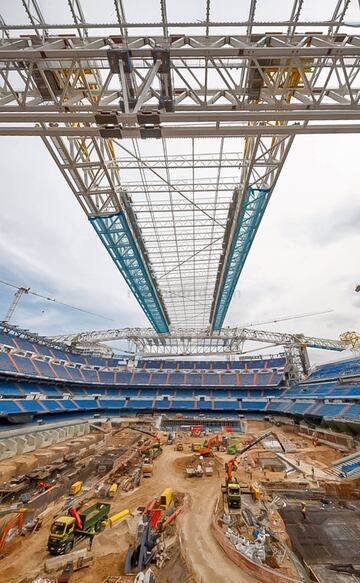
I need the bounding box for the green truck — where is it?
[47,503,110,555]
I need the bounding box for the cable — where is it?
[0,279,113,322]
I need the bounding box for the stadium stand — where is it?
[0,330,359,427]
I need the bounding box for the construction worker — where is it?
[301,502,307,521]
[88,526,96,550]
[311,467,315,479]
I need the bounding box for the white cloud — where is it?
[0,1,359,367]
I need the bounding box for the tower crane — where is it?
[0,279,112,323]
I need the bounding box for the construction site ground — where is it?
[0,420,359,583]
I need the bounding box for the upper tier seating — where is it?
[283,381,360,399]
[308,357,360,381]
[137,357,286,371]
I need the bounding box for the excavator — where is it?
[227,431,286,456]
[198,434,219,456]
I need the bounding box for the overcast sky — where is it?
[0,0,359,366]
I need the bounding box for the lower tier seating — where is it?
[0,397,359,422]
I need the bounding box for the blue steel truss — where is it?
[211,187,271,331]
[89,212,170,333]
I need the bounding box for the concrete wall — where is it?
[0,421,89,461]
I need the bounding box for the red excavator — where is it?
[199,434,219,456]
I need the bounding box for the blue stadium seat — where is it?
[13,337,36,351]
[51,363,72,380]
[169,372,185,385]
[50,348,71,361]
[0,400,23,414]
[246,360,265,369]
[151,373,168,385]
[203,373,218,386]
[178,361,194,370]
[0,352,18,373]
[116,372,132,384]
[33,344,54,357]
[86,357,105,366]
[177,389,195,397]
[195,361,211,370]
[41,386,62,396]
[312,403,346,417]
[132,372,150,385]
[35,360,57,379]
[0,333,15,347]
[239,374,255,386]
[18,400,45,413]
[242,401,267,410]
[214,400,237,410]
[172,399,194,408]
[197,400,212,409]
[139,389,157,397]
[154,400,171,409]
[67,367,83,382]
[308,357,360,381]
[290,402,312,414]
[187,373,202,386]
[12,355,38,376]
[220,374,237,386]
[0,382,23,396]
[73,399,98,409]
[344,404,360,418]
[122,388,139,397]
[98,399,126,408]
[157,361,176,369]
[43,400,62,411]
[211,361,228,369]
[157,388,176,396]
[126,399,152,409]
[98,371,114,383]
[81,369,99,383]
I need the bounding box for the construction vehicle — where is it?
[250,482,263,501]
[167,431,176,445]
[108,483,118,498]
[226,481,241,508]
[47,502,110,555]
[199,434,219,456]
[192,443,202,452]
[176,443,184,451]
[141,462,154,478]
[236,431,286,456]
[159,488,173,511]
[69,481,82,496]
[223,457,241,509]
[149,442,163,458]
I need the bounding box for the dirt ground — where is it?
[0,421,349,583]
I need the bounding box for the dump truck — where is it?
[227,481,241,508]
[47,503,110,555]
[69,481,82,496]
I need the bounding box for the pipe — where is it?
[143,498,157,515]
[107,509,130,526]
[69,506,82,529]
[161,506,183,531]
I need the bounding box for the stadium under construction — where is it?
[0,1,359,582]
